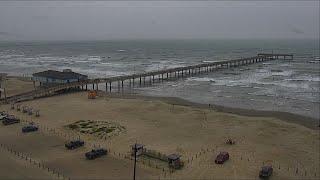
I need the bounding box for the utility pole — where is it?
[133,143,137,180]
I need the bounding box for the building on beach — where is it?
[131,144,144,156]
[167,154,182,169]
[32,69,88,86]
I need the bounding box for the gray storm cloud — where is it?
[0,1,319,41]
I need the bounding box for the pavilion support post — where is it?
[109,82,112,92]
[92,84,95,90]
[105,83,108,92]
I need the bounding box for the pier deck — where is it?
[1,53,293,103]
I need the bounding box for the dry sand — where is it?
[2,76,35,97]
[0,139,54,179]
[0,91,319,179]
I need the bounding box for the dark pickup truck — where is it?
[259,165,273,178]
[85,148,107,160]
[22,125,39,133]
[2,117,20,125]
[65,140,85,150]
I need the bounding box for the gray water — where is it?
[0,39,319,119]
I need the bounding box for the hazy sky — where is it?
[0,1,319,41]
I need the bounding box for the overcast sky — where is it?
[0,1,319,41]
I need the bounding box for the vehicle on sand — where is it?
[215,152,229,164]
[65,140,85,150]
[85,148,107,160]
[22,124,39,133]
[2,116,20,125]
[259,165,273,178]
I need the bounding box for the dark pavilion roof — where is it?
[167,154,181,160]
[131,144,144,149]
[33,70,87,80]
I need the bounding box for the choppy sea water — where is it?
[0,39,319,119]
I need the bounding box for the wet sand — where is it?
[102,92,319,130]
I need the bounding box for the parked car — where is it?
[22,125,39,133]
[65,140,84,150]
[0,114,7,121]
[85,148,107,160]
[259,165,273,178]
[2,117,20,125]
[0,112,9,120]
[215,151,229,164]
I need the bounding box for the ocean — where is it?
[0,39,319,119]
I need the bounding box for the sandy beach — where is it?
[2,76,35,97]
[1,1,319,179]
[0,79,319,179]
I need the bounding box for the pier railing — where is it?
[1,53,293,104]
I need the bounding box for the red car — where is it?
[215,152,229,164]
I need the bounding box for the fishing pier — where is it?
[1,53,293,103]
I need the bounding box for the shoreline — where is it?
[1,75,319,130]
[100,92,320,130]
